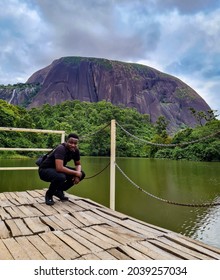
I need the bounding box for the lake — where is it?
[0,157,220,249]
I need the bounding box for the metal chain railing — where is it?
[80,121,220,207]
[116,121,220,147]
[79,122,111,141]
[84,162,110,179]
[115,162,220,207]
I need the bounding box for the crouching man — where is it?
[38,133,85,205]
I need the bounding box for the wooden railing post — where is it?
[110,119,116,210]
[61,131,65,143]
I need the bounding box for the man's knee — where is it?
[52,172,66,183]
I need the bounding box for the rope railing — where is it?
[116,121,220,147]
[115,162,220,207]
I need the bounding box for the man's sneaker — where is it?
[54,190,69,201]
[45,193,55,206]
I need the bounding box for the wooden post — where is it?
[61,131,65,143]
[110,119,116,210]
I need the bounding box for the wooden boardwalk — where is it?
[0,189,220,260]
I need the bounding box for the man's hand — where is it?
[73,177,81,184]
[73,171,82,184]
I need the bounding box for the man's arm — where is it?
[55,159,82,178]
[73,160,82,184]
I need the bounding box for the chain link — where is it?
[79,122,110,141]
[84,162,110,179]
[78,120,220,207]
[115,162,220,207]
[116,121,220,147]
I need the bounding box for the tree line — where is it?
[0,99,219,161]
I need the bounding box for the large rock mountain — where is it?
[1,56,211,131]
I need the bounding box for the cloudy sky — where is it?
[0,0,220,114]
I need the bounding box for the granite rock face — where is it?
[2,57,211,131]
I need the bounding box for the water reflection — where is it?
[181,197,220,248]
[0,157,220,249]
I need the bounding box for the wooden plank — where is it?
[13,218,32,236]
[72,199,100,210]
[0,193,7,200]
[83,198,108,209]
[16,236,45,260]
[129,241,179,260]
[39,231,79,259]
[18,205,37,217]
[84,226,121,247]
[5,219,22,237]
[0,239,13,260]
[97,207,129,220]
[71,212,93,226]
[34,202,58,216]
[0,221,10,238]
[3,238,30,259]
[95,250,117,260]
[53,213,77,229]
[64,229,103,253]
[15,191,36,203]
[158,236,211,260]
[52,231,81,258]
[3,193,20,206]
[0,207,11,220]
[82,253,100,260]
[47,214,76,230]
[54,230,90,256]
[63,213,84,228]
[14,196,30,205]
[35,197,45,203]
[104,224,145,243]
[4,206,24,218]
[147,239,200,260]
[0,200,13,207]
[40,216,63,231]
[73,227,114,250]
[138,240,183,260]
[51,202,70,214]
[119,219,165,238]
[92,225,131,245]
[166,233,220,259]
[118,244,152,260]
[27,235,62,260]
[24,217,50,234]
[27,190,43,198]
[34,189,47,195]
[107,248,132,260]
[91,208,130,224]
[71,211,104,227]
[76,211,104,226]
[4,192,18,200]
[25,205,45,217]
[83,209,117,227]
[57,201,84,212]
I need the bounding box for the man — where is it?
[38,133,85,205]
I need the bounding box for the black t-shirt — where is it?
[40,143,80,168]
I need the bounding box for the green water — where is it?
[1,157,220,249]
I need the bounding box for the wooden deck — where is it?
[0,189,220,260]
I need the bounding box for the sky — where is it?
[0,0,220,115]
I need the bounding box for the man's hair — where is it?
[67,133,79,140]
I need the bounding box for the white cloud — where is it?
[0,0,219,115]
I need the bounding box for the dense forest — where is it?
[0,99,220,161]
